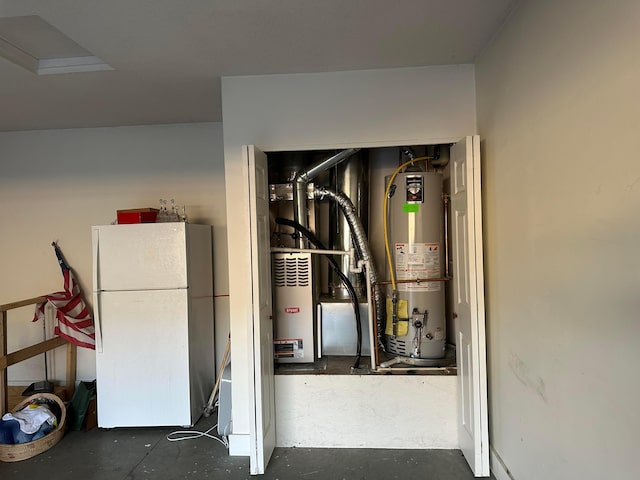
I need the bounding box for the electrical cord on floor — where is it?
[166,404,229,448]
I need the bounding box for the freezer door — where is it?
[93,223,189,291]
[95,289,194,427]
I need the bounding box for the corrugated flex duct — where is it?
[314,187,385,351]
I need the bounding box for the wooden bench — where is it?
[0,296,76,414]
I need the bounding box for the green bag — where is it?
[68,380,96,431]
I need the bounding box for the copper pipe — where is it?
[443,193,450,279]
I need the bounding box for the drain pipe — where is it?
[293,148,360,248]
[314,187,385,352]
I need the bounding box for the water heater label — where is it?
[395,243,441,292]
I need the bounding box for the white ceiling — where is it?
[0,0,514,132]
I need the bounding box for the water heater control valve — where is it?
[411,309,428,328]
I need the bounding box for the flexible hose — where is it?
[314,187,385,352]
[275,217,363,369]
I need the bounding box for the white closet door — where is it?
[451,136,489,476]
[246,145,276,475]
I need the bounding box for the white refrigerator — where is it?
[92,222,215,428]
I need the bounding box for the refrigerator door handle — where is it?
[92,227,99,291]
[94,292,103,353]
[92,227,104,353]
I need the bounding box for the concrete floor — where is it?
[0,414,492,479]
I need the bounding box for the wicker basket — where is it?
[0,393,66,462]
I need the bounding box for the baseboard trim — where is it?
[490,446,515,480]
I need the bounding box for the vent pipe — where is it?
[293,148,360,248]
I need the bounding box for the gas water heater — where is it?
[385,170,446,360]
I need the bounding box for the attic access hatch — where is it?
[246,137,489,476]
[0,16,112,75]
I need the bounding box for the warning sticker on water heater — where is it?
[394,243,441,292]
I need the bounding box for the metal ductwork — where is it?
[292,149,360,248]
[329,156,369,299]
[314,187,385,351]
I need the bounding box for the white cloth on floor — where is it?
[2,404,57,434]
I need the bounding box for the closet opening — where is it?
[267,145,456,377]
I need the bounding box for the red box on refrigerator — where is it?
[116,208,159,224]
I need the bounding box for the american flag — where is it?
[33,242,95,349]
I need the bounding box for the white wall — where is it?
[0,123,228,384]
[221,65,477,451]
[475,1,640,478]
[275,375,457,449]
